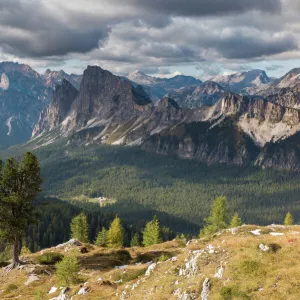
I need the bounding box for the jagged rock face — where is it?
[43,69,82,90]
[32,80,79,137]
[0,62,50,149]
[211,69,271,94]
[61,66,152,135]
[0,73,9,90]
[266,86,300,109]
[167,81,226,108]
[31,66,300,171]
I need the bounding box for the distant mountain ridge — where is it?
[4,61,300,170]
[31,65,300,171]
[127,70,202,101]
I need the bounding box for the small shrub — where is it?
[159,253,172,262]
[113,268,147,282]
[268,243,281,253]
[220,286,250,300]
[239,260,260,275]
[56,255,80,285]
[37,252,64,265]
[5,284,18,294]
[20,246,31,255]
[175,234,187,247]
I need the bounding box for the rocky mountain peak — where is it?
[32,79,79,137]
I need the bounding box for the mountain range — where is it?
[3,62,300,170]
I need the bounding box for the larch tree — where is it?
[107,216,124,248]
[70,213,89,243]
[230,213,242,228]
[200,196,229,237]
[0,153,42,268]
[142,216,162,247]
[95,227,107,247]
[284,212,294,225]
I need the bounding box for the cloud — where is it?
[114,0,281,17]
[0,0,299,79]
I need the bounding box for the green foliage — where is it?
[107,216,124,248]
[70,213,89,243]
[175,234,187,247]
[284,212,294,225]
[239,260,260,276]
[230,213,242,228]
[158,253,172,262]
[55,255,80,285]
[130,233,140,247]
[37,252,64,265]
[4,284,18,294]
[112,267,147,283]
[95,227,107,247]
[220,286,250,300]
[20,246,31,256]
[200,196,229,236]
[0,152,42,263]
[142,216,162,247]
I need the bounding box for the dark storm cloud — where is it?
[0,0,110,57]
[213,34,298,59]
[118,0,281,17]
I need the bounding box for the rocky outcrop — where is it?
[167,81,225,108]
[32,80,78,137]
[210,69,271,94]
[0,62,51,149]
[43,69,82,90]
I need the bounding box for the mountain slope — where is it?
[0,62,50,149]
[211,69,271,94]
[166,81,226,108]
[43,69,82,90]
[1,225,300,299]
[32,64,300,170]
[128,71,202,101]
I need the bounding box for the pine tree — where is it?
[130,233,140,247]
[200,196,229,237]
[0,153,42,268]
[56,255,80,285]
[95,227,107,247]
[70,213,89,243]
[142,216,162,247]
[107,216,124,248]
[230,213,242,228]
[284,212,294,225]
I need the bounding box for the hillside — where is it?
[2,137,300,235]
[1,225,299,299]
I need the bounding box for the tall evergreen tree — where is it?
[230,213,242,228]
[107,216,124,248]
[200,196,229,237]
[142,216,162,247]
[0,153,42,268]
[70,213,89,243]
[284,212,294,225]
[95,227,107,247]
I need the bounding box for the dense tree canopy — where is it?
[0,152,42,266]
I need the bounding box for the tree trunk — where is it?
[12,237,20,265]
[5,237,20,271]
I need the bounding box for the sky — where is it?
[1,0,300,79]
